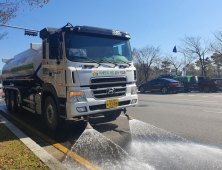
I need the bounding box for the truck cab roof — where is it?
[40,23,131,40]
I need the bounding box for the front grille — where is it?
[89,100,131,111]
[91,77,126,84]
[92,87,126,99]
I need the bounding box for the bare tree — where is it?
[161,59,171,74]
[211,30,222,55]
[179,35,210,76]
[165,55,183,75]
[0,0,50,40]
[132,45,161,84]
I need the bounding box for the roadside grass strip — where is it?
[0,112,101,170]
[0,119,50,169]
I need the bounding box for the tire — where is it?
[173,88,178,94]
[199,89,203,92]
[10,91,17,112]
[44,96,60,131]
[16,91,22,112]
[204,86,210,93]
[161,87,168,94]
[5,90,11,110]
[140,87,145,93]
[104,110,121,121]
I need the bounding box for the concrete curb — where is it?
[0,114,68,170]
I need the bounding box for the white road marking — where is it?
[206,101,218,103]
[203,110,222,114]
[170,99,217,103]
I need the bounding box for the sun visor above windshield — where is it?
[63,25,131,39]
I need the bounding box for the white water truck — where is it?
[2,23,138,130]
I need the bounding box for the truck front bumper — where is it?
[66,94,138,119]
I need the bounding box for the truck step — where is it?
[22,106,35,114]
[23,99,35,105]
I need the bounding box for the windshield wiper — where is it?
[114,59,131,66]
[73,56,101,67]
[100,58,117,68]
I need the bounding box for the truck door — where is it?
[42,34,66,98]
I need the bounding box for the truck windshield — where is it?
[65,34,132,63]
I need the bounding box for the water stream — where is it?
[63,128,154,170]
[128,119,222,170]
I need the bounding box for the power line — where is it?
[17,12,57,27]
[15,18,39,30]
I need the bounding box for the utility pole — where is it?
[173,46,187,76]
[0,24,39,36]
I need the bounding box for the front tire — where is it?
[161,87,168,94]
[5,90,11,110]
[140,87,145,93]
[173,88,178,94]
[44,96,59,131]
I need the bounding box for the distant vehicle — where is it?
[173,75,198,92]
[198,77,221,92]
[138,78,184,94]
[0,81,2,89]
[156,74,176,79]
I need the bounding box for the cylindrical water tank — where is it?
[2,43,43,81]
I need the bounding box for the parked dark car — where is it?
[138,78,184,94]
[173,75,198,92]
[198,77,221,92]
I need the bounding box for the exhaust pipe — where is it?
[123,108,133,120]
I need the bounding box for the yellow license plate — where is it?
[106,99,119,109]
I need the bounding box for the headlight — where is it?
[131,86,137,94]
[70,91,87,102]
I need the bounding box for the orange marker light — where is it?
[59,83,63,86]
[70,91,84,96]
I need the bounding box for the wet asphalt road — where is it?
[1,91,222,163]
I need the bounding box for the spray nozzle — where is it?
[83,115,93,129]
[123,108,133,120]
[85,121,93,129]
[124,113,134,120]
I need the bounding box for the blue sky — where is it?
[1,0,222,68]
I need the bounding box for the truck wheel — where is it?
[10,91,17,112]
[16,91,22,112]
[5,90,11,110]
[104,110,121,121]
[44,96,59,131]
